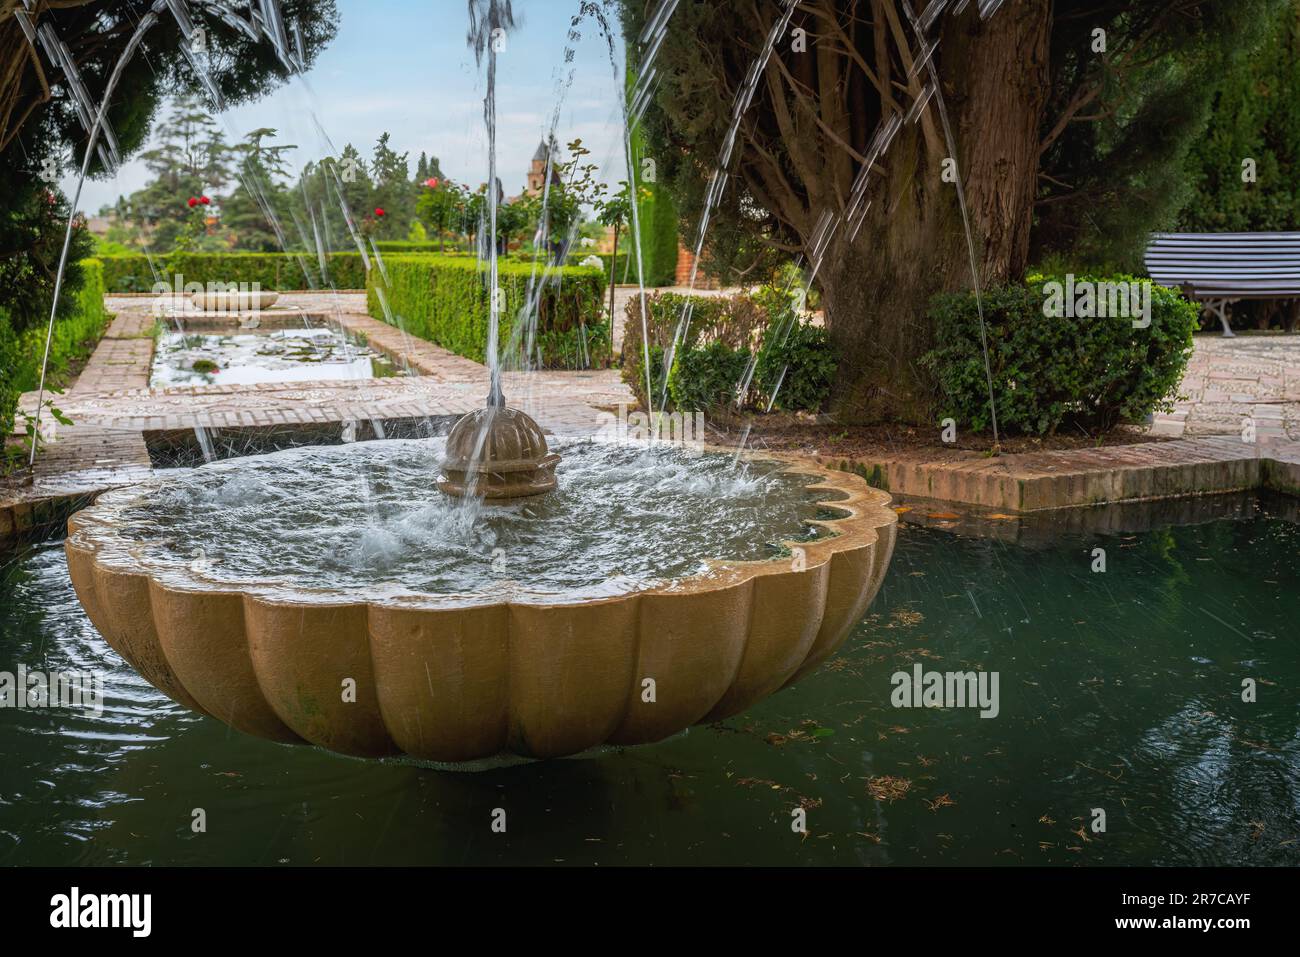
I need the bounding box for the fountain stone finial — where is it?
[438,403,561,499]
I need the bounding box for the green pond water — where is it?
[1,494,1296,866]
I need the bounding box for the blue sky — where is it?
[69,0,629,214]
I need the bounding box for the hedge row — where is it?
[372,241,444,254]
[921,276,1198,434]
[3,259,110,453]
[621,290,835,413]
[98,252,370,293]
[366,255,611,369]
[629,117,681,288]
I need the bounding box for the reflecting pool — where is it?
[1,494,1296,865]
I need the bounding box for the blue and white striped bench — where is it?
[1145,232,1300,336]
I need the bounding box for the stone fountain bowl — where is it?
[190,289,279,312]
[63,442,897,764]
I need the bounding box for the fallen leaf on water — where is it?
[866,775,912,802]
[926,512,960,520]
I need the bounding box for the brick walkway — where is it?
[1152,334,1300,440]
[2,293,636,539]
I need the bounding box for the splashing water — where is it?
[91,439,843,603]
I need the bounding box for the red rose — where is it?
[187,197,199,208]
[200,196,211,205]
[425,178,439,189]
[375,207,386,217]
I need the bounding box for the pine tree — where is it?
[125,94,231,249]
[621,0,1286,422]
[370,132,412,240]
[221,128,297,252]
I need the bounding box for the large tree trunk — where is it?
[824,1,1051,423]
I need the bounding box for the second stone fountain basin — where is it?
[64,440,897,763]
[190,289,280,312]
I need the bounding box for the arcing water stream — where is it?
[29,0,1007,487]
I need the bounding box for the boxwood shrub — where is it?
[18,258,110,388]
[99,252,369,293]
[366,255,610,369]
[622,290,834,413]
[0,312,21,445]
[3,258,110,460]
[921,276,1198,435]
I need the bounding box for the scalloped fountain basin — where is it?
[65,439,896,762]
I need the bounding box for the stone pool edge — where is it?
[6,436,1300,548]
[816,436,1300,512]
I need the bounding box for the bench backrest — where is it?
[1146,232,1300,300]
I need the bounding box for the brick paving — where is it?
[1151,334,1300,441]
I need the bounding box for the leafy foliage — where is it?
[621,290,832,413]
[1033,0,1288,268]
[218,127,300,251]
[668,341,751,411]
[1,259,109,471]
[416,179,468,252]
[117,94,231,250]
[627,120,681,288]
[0,179,94,336]
[0,314,20,445]
[1178,1,1300,231]
[753,288,836,413]
[921,278,1198,435]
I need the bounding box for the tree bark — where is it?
[608,222,619,329]
[822,1,1052,423]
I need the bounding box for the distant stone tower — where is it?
[526,140,561,197]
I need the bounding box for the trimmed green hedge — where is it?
[3,259,109,456]
[371,240,441,252]
[0,315,21,445]
[629,114,682,288]
[622,290,834,413]
[98,253,369,293]
[921,276,1198,435]
[367,255,611,369]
